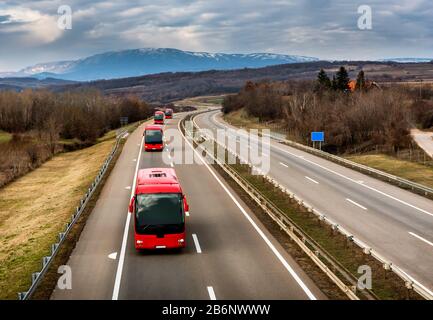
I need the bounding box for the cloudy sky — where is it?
[0,0,432,71]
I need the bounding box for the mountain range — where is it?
[0,48,319,81]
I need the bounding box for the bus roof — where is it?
[145,124,163,131]
[136,168,181,194]
[154,110,164,114]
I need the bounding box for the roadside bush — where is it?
[224,80,416,154]
[0,89,152,187]
[0,90,152,143]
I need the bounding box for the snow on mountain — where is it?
[19,60,76,75]
[5,48,318,81]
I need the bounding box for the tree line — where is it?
[0,89,152,187]
[0,89,152,143]
[222,71,433,154]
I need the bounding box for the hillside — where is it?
[54,60,433,104]
[3,48,318,81]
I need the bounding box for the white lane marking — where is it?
[409,232,433,248]
[170,162,174,168]
[211,112,433,218]
[108,252,117,260]
[125,186,131,190]
[346,198,368,211]
[179,120,317,300]
[192,234,202,253]
[279,162,289,168]
[207,286,216,300]
[276,148,433,217]
[133,159,137,162]
[208,112,433,298]
[112,135,144,300]
[305,176,319,184]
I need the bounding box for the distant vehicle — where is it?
[129,168,189,250]
[154,110,165,125]
[164,108,173,119]
[144,125,164,152]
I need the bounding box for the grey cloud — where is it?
[0,0,432,71]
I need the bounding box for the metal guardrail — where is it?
[192,112,433,300]
[183,116,361,300]
[265,133,433,199]
[17,127,131,300]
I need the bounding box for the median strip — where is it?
[187,111,426,300]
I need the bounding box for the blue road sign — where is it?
[311,132,324,142]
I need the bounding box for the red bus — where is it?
[129,168,189,250]
[144,125,164,151]
[164,108,173,119]
[154,110,165,125]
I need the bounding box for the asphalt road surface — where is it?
[195,110,433,295]
[51,112,324,300]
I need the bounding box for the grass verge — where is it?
[230,163,422,300]
[212,163,348,300]
[224,109,288,133]
[0,130,12,144]
[187,113,423,299]
[0,137,116,299]
[31,138,126,300]
[346,154,433,189]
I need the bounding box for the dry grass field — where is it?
[0,138,115,299]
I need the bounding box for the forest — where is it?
[0,90,152,187]
[222,67,433,154]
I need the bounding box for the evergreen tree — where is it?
[316,69,331,90]
[355,70,366,91]
[331,75,338,90]
[335,66,350,91]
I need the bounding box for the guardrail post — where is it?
[59,232,65,241]
[42,256,51,268]
[51,243,59,255]
[32,272,40,284]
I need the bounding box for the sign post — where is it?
[311,132,324,150]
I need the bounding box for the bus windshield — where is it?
[145,130,162,144]
[154,114,164,120]
[135,193,184,234]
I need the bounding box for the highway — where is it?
[51,112,324,300]
[195,110,433,294]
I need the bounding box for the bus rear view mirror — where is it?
[129,196,135,214]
